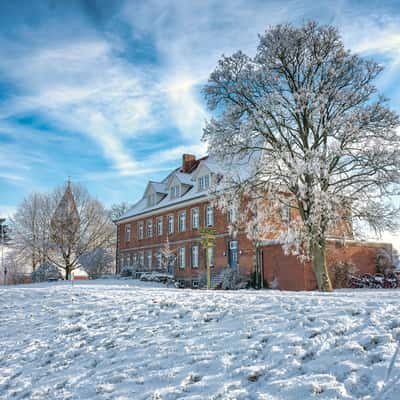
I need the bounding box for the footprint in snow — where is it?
[96,383,115,394]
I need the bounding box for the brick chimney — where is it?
[182,154,196,173]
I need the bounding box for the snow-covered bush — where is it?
[376,248,394,276]
[330,261,358,288]
[31,261,63,282]
[215,269,249,290]
[140,272,174,284]
[79,248,114,279]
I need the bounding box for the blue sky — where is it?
[1,0,400,221]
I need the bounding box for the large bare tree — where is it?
[203,22,400,291]
[11,193,52,271]
[11,183,115,280]
[48,183,115,280]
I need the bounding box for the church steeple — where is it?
[51,180,80,244]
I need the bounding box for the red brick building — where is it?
[116,154,255,287]
[115,154,392,290]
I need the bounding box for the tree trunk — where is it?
[65,265,71,280]
[65,254,71,280]
[310,239,333,292]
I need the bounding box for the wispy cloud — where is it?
[1,0,400,219]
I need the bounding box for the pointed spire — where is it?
[51,180,80,243]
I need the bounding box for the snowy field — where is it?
[0,280,399,400]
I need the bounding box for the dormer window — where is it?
[147,193,156,207]
[170,185,180,199]
[198,175,210,191]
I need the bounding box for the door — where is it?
[228,241,238,270]
[167,255,175,275]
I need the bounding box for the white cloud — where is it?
[2,0,400,236]
[0,36,163,176]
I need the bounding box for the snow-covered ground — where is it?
[0,280,399,400]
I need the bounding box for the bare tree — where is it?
[109,202,131,221]
[48,182,115,280]
[203,22,400,291]
[11,193,51,271]
[11,183,115,281]
[1,249,31,285]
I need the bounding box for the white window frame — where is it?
[139,252,144,268]
[179,211,186,232]
[228,206,237,224]
[170,185,180,199]
[198,174,210,191]
[191,245,199,268]
[207,247,215,267]
[168,214,174,234]
[205,205,214,227]
[191,207,199,229]
[146,250,152,270]
[198,176,204,191]
[147,219,153,238]
[138,222,144,240]
[178,247,185,269]
[204,174,210,189]
[125,224,131,242]
[157,217,163,236]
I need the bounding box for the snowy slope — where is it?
[0,280,399,400]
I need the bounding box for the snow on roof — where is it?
[150,181,168,194]
[119,185,208,221]
[117,154,255,222]
[174,171,194,185]
[118,157,217,221]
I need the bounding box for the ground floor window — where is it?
[178,246,186,269]
[192,280,199,288]
[207,247,215,267]
[191,245,199,268]
[146,250,152,270]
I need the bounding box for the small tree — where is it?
[161,235,175,274]
[10,194,52,271]
[79,248,114,279]
[203,22,400,291]
[31,261,63,283]
[200,227,216,289]
[1,249,30,285]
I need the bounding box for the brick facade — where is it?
[116,153,392,290]
[117,198,256,286]
[262,240,393,291]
